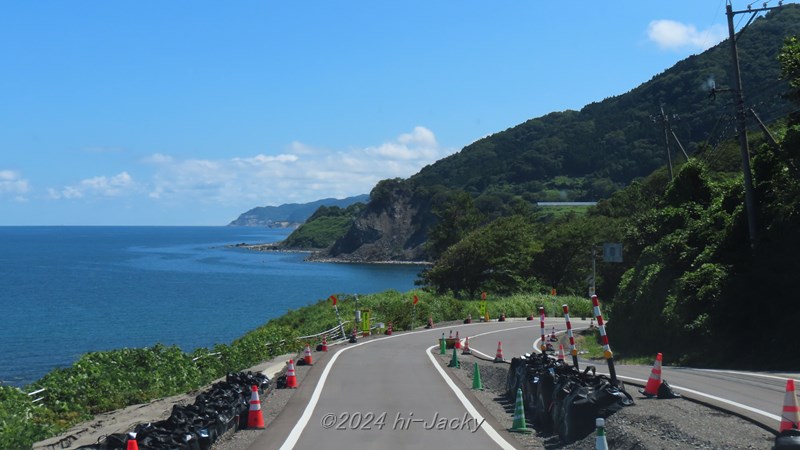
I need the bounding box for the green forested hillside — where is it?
[411,5,799,203]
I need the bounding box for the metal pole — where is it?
[727,3,758,249]
[591,244,597,295]
[661,105,674,180]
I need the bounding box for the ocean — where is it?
[0,226,422,387]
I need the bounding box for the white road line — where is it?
[606,373,782,424]
[279,336,394,449]
[692,368,797,382]
[279,323,512,449]
[425,345,517,450]
[469,324,782,427]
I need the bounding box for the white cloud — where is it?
[49,172,135,199]
[143,126,454,206]
[647,20,726,51]
[0,170,30,201]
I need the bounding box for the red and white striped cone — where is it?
[247,385,266,429]
[386,321,393,335]
[462,336,472,355]
[494,341,505,362]
[303,344,313,365]
[455,331,462,349]
[779,379,800,432]
[321,335,328,352]
[285,359,298,388]
[562,304,579,369]
[640,353,663,397]
[557,344,565,362]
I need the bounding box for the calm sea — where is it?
[0,226,422,387]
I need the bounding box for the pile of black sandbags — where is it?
[81,371,270,450]
[506,354,633,443]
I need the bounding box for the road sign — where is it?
[603,243,623,263]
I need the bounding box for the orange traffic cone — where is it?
[455,331,461,349]
[780,379,800,432]
[126,436,139,450]
[321,335,328,352]
[639,353,663,397]
[494,341,505,362]
[286,359,298,388]
[386,321,393,335]
[303,344,313,365]
[462,336,472,355]
[557,344,565,362]
[247,385,266,429]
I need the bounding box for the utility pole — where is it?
[651,106,690,180]
[662,105,675,180]
[725,1,783,249]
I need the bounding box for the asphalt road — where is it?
[248,321,526,450]
[248,318,797,449]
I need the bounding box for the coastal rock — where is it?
[319,179,433,263]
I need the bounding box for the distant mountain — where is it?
[228,194,370,227]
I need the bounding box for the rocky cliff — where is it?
[320,179,433,262]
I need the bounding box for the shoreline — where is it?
[231,242,432,265]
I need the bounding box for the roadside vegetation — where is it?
[0,290,589,448]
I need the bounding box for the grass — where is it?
[571,328,658,365]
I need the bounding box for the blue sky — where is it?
[1,1,792,225]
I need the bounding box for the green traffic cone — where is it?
[509,388,531,433]
[472,362,484,390]
[439,333,446,355]
[448,347,460,368]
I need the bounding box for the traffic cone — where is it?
[426,316,434,329]
[639,353,663,397]
[557,344,565,362]
[303,344,313,365]
[448,347,460,368]
[527,312,533,321]
[126,436,139,450]
[285,359,298,388]
[499,312,506,322]
[439,333,446,355]
[595,418,609,449]
[247,385,266,429]
[454,331,461,349]
[780,379,800,432]
[509,388,531,433]
[349,326,358,343]
[494,341,505,362]
[462,336,472,355]
[472,362,484,390]
[464,313,472,324]
[321,335,328,352]
[386,321,393,335]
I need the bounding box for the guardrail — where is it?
[27,387,46,405]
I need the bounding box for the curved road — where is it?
[249,321,524,450]
[249,319,798,449]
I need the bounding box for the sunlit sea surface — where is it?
[0,226,421,386]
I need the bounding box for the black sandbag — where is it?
[506,357,526,395]
[775,429,800,449]
[657,379,682,399]
[533,370,556,431]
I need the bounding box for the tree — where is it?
[421,215,542,297]
[426,191,485,258]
